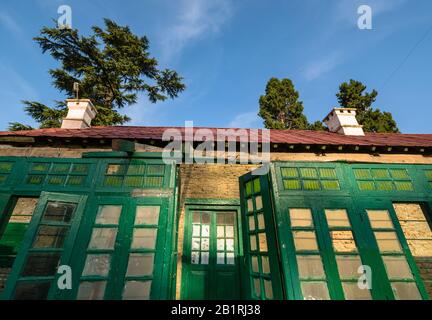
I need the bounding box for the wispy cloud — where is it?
[302,52,342,81]
[0,11,22,35]
[228,111,261,128]
[160,0,233,62]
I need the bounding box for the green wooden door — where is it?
[69,196,171,300]
[1,192,87,300]
[238,171,284,300]
[182,210,241,300]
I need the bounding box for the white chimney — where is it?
[323,108,364,136]
[61,99,97,129]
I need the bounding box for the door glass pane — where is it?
[217,239,224,250]
[250,235,257,251]
[201,238,209,250]
[293,231,318,251]
[126,253,154,276]
[247,199,253,212]
[77,281,106,300]
[367,210,394,229]
[82,254,111,276]
[253,278,261,297]
[251,256,259,273]
[336,255,363,279]
[32,225,68,248]
[264,279,273,299]
[258,233,268,252]
[42,201,75,223]
[192,225,200,237]
[201,252,209,264]
[226,226,234,237]
[297,255,325,278]
[191,251,199,264]
[131,228,157,249]
[226,239,234,251]
[255,196,263,210]
[226,252,234,264]
[13,281,51,300]
[192,212,200,223]
[289,209,313,227]
[374,232,402,252]
[325,209,350,227]
[342,282,372,300]
[249,216,255,231]
[135,206,160,225]
[383,256,413,279]
[217,252,225,264]
[21,252,61,276]
[88,228,117,249]
[192,238,200,250]
[225,212,235,225]
[257,214,265,229]
[262,256,270,274]
[391,282,421,300]
[202,213,210,224]
[201,224,210,237]
[123,281,151,300]
[331,231,357,253]
[217,226,224,237]
[95,205,121,224]
[301,282,330,300]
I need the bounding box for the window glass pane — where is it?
[88,228,117,250]
[331,231,357,253]
[262,256,270,274]
[216,213,225,225]
[191,251,199,264]
[192,212,200,223]
[135,206,160,225]
[217,239,225,251]
[257,214,265,229]
[250,235,257,251]
[9,197,38,223]
[255,196,263,210]
[226,226,234,237]
[289,209,313,227]
[32,225,68,248]
[201,252,209,264]
[293,231,318,251]
[201,224,210,237]
[383,256,414,279]
[251,256,259,273]
[264,279,273,299]
[217,226,224,237]
[336,255,363,279]
[249,216,255,231]
[301,282,330,300]
[325,209,350,228]
[123,281,151,300]
[13,281,50,300]
[77,281,106,300]
[391,282,421,300]
[342,282,372,300]
[297,255,325,279]
[82,254,111,276]
[367,210,394,229]
[131,228,157,249]
[201,213,210,224]
[192,238,200,250]
[201,238,209,250]
[217,252,225,264]
[22,252,61,276]
[253,278,261,297]
[95,205,121,225]
[42,201,75,223]
[126,253,154,276]
[225,212,235,225]
[226,252,234,265]
[258,233,268,252]
[192,225,200,237]
[374,232,402,253]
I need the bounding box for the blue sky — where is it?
[0,0,431,132]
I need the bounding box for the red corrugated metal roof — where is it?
[1,126,432,147]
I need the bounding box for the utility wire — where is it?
[380,23,432,91]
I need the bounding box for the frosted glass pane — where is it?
[290,208,313,227]
[82,254,111,276]
[325,209,350,227]
[226,239,234,251]
[77,281,106,300]
[191,251,199,264]
[217,239,224,251]
[126,253,154,276]
[226,226,234,237]
[217,252,225,264]
[123,281,151,300]
[95,205,121,225]
[201,252,209,264]
[383,256,413,279]
[192,225,200,237]
[391,282,421,300]
[135,206,160,225]
[226,252,234,265]
[301,282,329,300]
[88,228,117,250]
[297,255,325,279]
[201,238,209,250]
[336,255,363,279]
[192,238,200,250]
[342,282,372,300]
[293,231,318,251]
[217,226,224,237]
[131,228,157,249]
[201,224,210,237]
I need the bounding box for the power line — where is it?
[380,23,432,91]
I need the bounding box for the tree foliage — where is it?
[258,78,309,130]
[9,18,185,130]
[336,79,399,133]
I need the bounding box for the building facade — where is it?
[0,103,431,300]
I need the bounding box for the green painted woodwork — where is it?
[181,203,242,300]
[0,223,29,267]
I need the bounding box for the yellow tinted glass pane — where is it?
[325,209,350,228]
[289,208,313,227]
